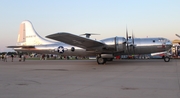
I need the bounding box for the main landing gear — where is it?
[97,57,106,64]
[96,57,114,64]
[96,54,114,64]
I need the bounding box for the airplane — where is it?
[7,20,172,64]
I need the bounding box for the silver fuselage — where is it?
[14,37,172,56]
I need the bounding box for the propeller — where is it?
[132,31,134,45]
[126,27,129,42]
[175,34,180,38]
[125,28,136,54]
[126,27,129,53]
[131,30,135,53]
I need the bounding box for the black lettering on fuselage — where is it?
[26,35,36,38]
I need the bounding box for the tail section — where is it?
[17,20,54,46]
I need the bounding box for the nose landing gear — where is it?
[163,56,170,62]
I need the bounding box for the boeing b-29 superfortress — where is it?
[8,20,172,64]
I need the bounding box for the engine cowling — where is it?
[101,37,126,52]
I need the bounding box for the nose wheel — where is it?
[163,56,170,62]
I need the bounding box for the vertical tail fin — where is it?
[17,22,26,43]
[17,20,54,46]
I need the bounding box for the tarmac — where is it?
[0,58,180,98]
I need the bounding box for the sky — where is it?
[0,0,180,52]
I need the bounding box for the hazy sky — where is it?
[0,0,180,52]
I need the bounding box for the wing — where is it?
[7,46,35,48]
[46,32,105,49]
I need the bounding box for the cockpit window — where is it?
[158,38,165,42]
[166,39,170,42]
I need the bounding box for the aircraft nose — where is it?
[165,40,172,50]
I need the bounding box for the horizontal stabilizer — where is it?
[7,46,35,48]
[46,32,105,49]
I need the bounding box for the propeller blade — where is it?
[132,30,135,53]
[132,30,134,44]
[126,27,129,54]
[126,27,128,41]
[175,34,180,38]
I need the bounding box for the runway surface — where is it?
[0,58,180,98]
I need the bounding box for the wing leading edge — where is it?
[46,32,105,49]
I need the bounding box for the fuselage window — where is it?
[153,40,155,43]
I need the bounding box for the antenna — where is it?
[80,33,100,38]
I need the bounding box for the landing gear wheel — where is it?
[97,57,106,64]
[164,56,170,62]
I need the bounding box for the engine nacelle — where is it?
[101,37,126,52]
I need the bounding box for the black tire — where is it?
[164,56,170,62]
[97,57,106,64]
